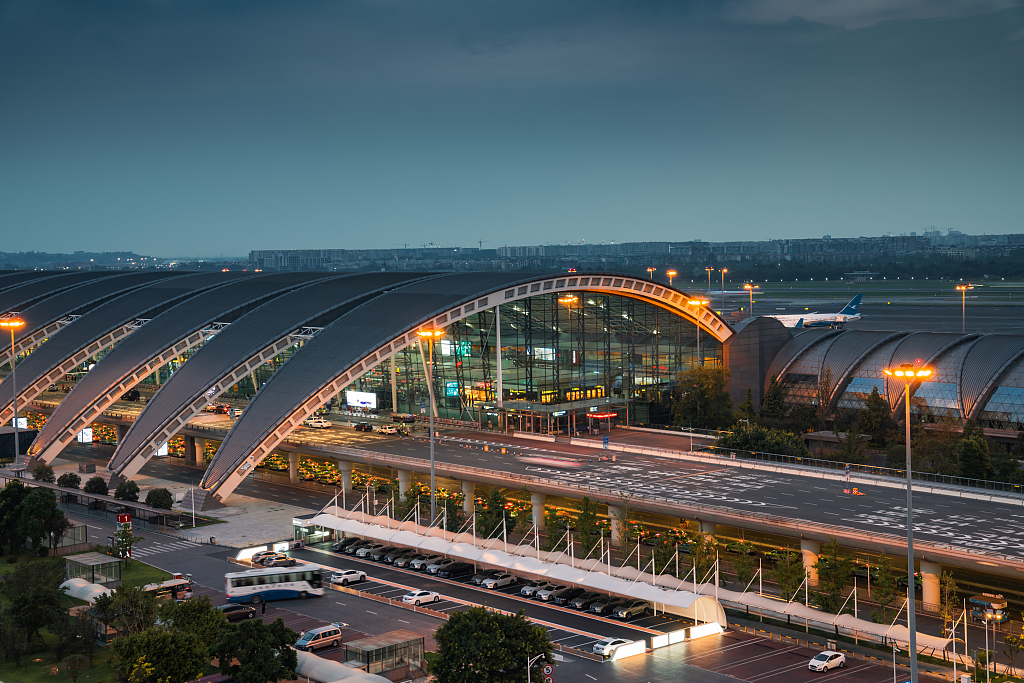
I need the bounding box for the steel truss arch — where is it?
[200,272,732,504]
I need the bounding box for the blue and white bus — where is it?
[225,564,325,603]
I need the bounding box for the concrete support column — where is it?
[390,356,399,413]
[801,539,820,587]
[115,424,127,443]
[186,436,196,466]
[337,461,353,494]
[461,481,475,516]
[607,505,623,547]
[194,438,207,467]
[397,470,412,498]
[288,452,299,484]
[699,520,717,537]
[920,560,941,611]
[531,492,546,531]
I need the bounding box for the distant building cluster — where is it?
[249,230,1024,273]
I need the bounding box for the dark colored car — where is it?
[384,548,417,564]
[215,404,231,414]
[590,596,628,615]
[217,604,256,621]
[570,591,604,610]
[897,572,923,589]
[470,569,500,586]
[344,540,375,555]
[369,546,397,562]
[552,586,586,606]
[332,538,363,552]
[266,557,298,568]
[354,422,374,432]
[393,553,427,569]
[437,562,474,579]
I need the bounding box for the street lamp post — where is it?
[526,652,546,683]
[956,284,973,334]
[646,267,657,280]
[1,318,26,466]
[705,266,713,297]
[882,361,933,683]
[666,269,677,286]
[417,327,444,524]
[720,268,728,312]
[688,300,708,366]
[744,283,759,318]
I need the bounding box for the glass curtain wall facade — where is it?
[345,292,719,426]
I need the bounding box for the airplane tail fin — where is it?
[839,295,863,316]
[795,318,804,328]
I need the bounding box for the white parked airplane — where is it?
[769,295,863,328]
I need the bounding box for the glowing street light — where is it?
[666,270,677,286]
[416,327,445,522]
[0,317,26,465]
[647,267,657,280]
[720,268,728,312]
[956,284,973,334]
[743,283,759,318]
[705,266,713,296]
[687,300,709,366]
[882,361,934,683]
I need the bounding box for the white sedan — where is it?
[402,590,441,606]
[303,417,332,429]
[592,637,631,657]
[330,569,366,586]
[808,651,846,672]
[481,573,517,589]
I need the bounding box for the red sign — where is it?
[117,514,131,524]
[589,412,618,419]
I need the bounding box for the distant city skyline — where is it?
[2,0,1021,256]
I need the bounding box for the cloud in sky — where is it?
[0,0,1021,256]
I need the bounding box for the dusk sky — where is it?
[2,0,1022,256]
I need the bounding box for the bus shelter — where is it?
[343,630,425,681]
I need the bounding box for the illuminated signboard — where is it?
[346,391,377,409]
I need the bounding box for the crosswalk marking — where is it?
[132,541,200,557]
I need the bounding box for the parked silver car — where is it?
[481,573,517,589]
[426,558,456,575]
[534,584,568,602]
[409,554,444,571]
[520,580,557,597]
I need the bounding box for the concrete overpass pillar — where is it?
[608,505,623,547]
[338,461,353,494]
[194,438,207,467]
[699,520,717,537]
[461,481,475,516]
[801,539,820,587]
[185,436,196,466]
[531,492,546,530]
[921,561,941,612]
[397,470,412,498]
[116,424,127,443]
[288,452,300,484]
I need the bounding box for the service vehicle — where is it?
[296,624,343,651]
[225,565,325,603]
[970,594,1009,624]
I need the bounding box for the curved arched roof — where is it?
[0,272,246,427]
[0,271,58,292]
[0,271,118,318]
[30,272,333,462]
[197,271,732,501]
[108,271,430,477]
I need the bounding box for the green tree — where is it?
[732,547,757,590]
[115,480,141,502]
[760,375,786,420]
[1004,632,1023,676]
[812,538,853,614]
[83,476,109,496]
[17,487,69,551]
[442,492,465,533]
[32,463,56,483]
[573,497,601,560]
[0,557,67,644]
[157,594,227,647]
[672,366,734,430]
[476,488,511,539]
[769,547,805,603]
[65,653,89,683]
[871,552,898,624]
[212,618,298,683]
[815,366,835,431]
[939,571,960,637]
[93,584,159,637]
[0,479,29,553]
[57,472,82,489]
[114,525,144,567]
[52,609,95,664]
[834,419,868,464]
[113,629,206,683]
[738,388,756,419]
[716,424,811,458]
[432,606,553,683]
[686,526,717,585]
[0,605,30,665]
[990,447,1024,484]
[145,487,174,510]
[957,421,991,480]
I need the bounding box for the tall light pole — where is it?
[882,361,933,683]
[956,284,973,334]
[705,266,713,297]
[666,269,677,286]
[646,267,657,280]
[417,327,444,523]
[688,300,708,366]
[744,283,759,318]
[720,268,728,312]
[1,318,26,466]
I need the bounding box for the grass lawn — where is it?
[0,634,115,683]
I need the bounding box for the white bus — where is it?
[225,564,325,603]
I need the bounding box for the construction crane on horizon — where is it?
[478,240,488,249]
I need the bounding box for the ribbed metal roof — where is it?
[32,272,331,460]
[823,331,907,410]
[960,335,1024,419]
[109,272,429,474]
[763,329,840,395]
[0,271,57,292]
[885,332,973,409]
[0,271,119,316]
[0,272,246,417]
[202,272,556,488]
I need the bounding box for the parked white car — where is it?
[481,573,517,589]
[402,590,441,606]
[808,651,846,672]
[592,637,631,657]
[378,425,399,434]
[409,554,444,571]
[426,558,455,574]
[534,584,568,602]
[303,417,332,429]
[330,569,366,586]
